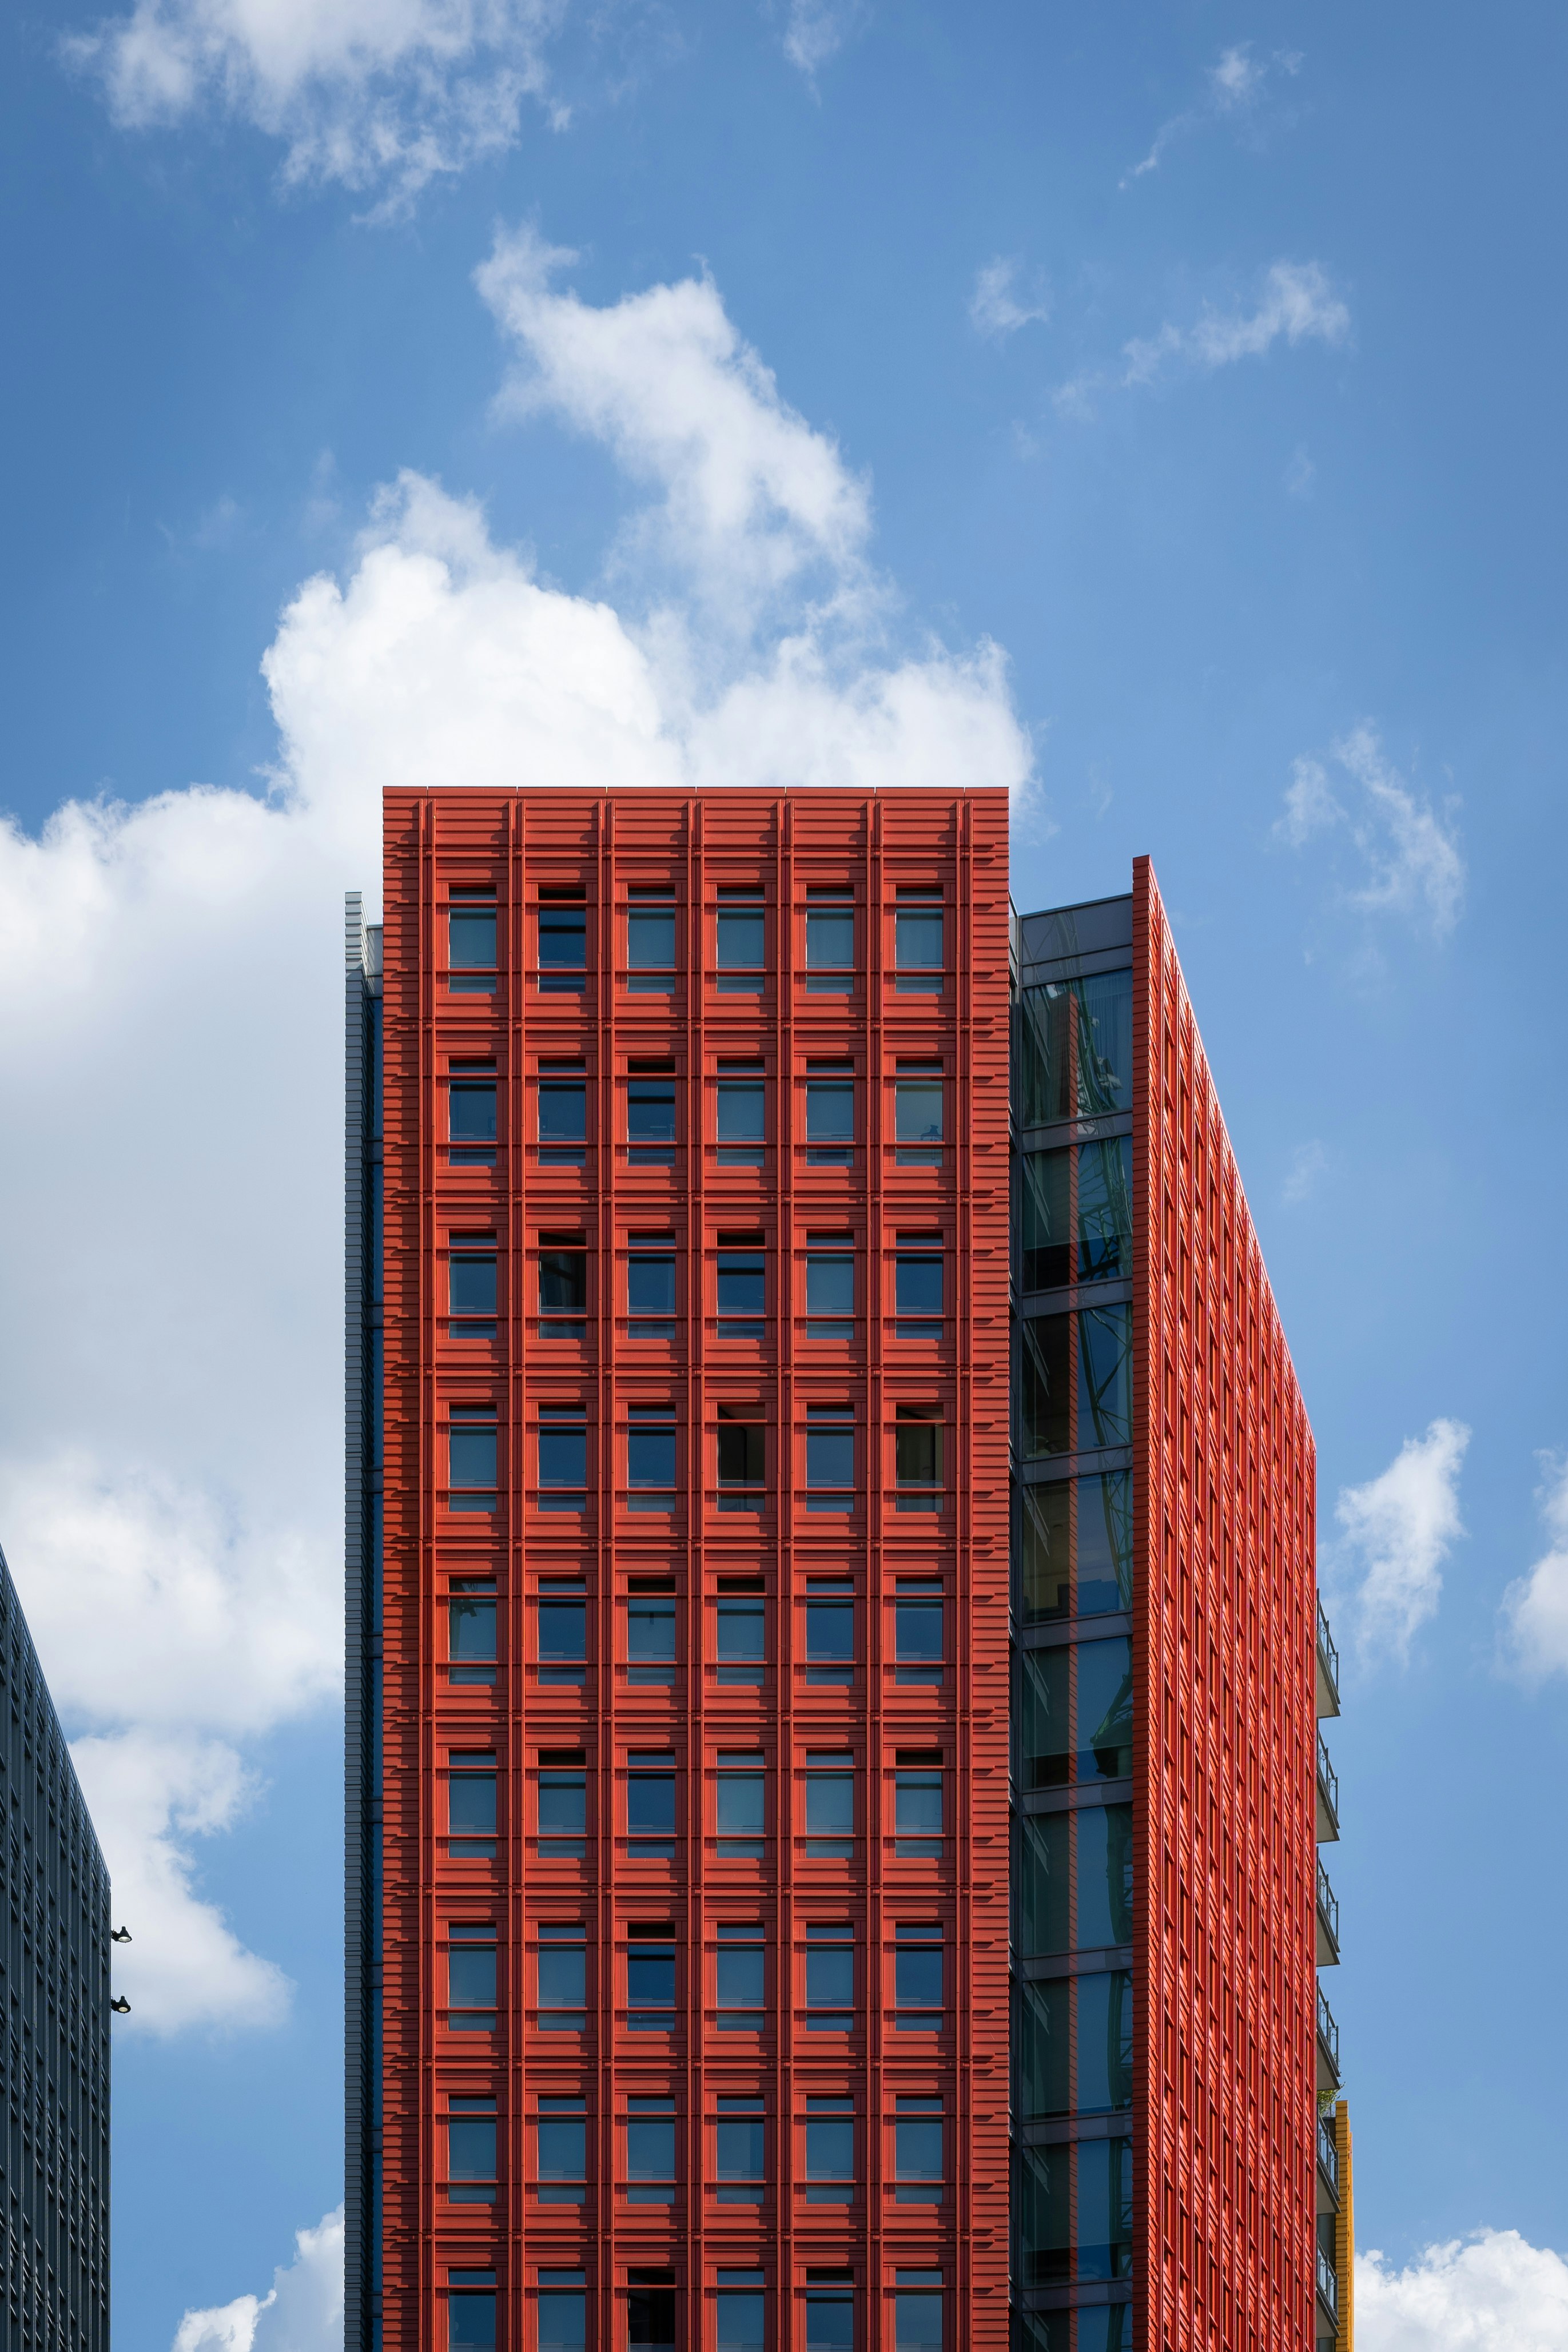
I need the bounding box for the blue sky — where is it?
[2,0,1567,2345]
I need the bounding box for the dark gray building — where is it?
[0,1541,110,2352]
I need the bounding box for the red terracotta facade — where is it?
[1131,859,1318,2352]
[375,789,1013,2352]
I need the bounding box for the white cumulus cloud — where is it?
[1275,722,1465,940]
[174,2206,344,2352]
[1335,1418,1470,1664]
[1358,2228,1568,2350]
[0,229,1032,2033]
[65,0,572,210]
[1499,1455,1568,1682]
[969,258,1052,341]
[1054,260,1348,417]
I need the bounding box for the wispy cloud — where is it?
[1282,1139,1328,1204]
[779,0,862,78]
[1054,260,1348,417]
[1275,722,1465,940]
[1335,1419,1470,1665]
[1499,1455,1568,1684]
[1122,41,1303,187]
[1357,2227,1568,2349]
[969,257,1052,341]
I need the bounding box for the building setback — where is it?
[0,1542,111,2352]
[347,802,1349,2352]
[349,788,1013,2352]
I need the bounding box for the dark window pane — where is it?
[896,912,943,969]
[450,913,497,968]
[538,1086,587,1142]
[894,2120,943,2178]
[451,1596,497,1660]
[895,1084,943,1143]
[450,2293,498,2349]
[895,2295,942,2352]
[628,2289,676,2351]
[539,1252,587,1310]
[1013,1647,1070,1788]
[626,1954,676,2004]
[1079,1638,1135,1779]
[718,1425,766,1484]
[806,1257,854,1312]
[627,1085,676,1141]
[895,1603,943,1661]
[805,2119,854,2177]
[1076,1802,1135,1949]
[1014,1972,1132,2120]
[806,1430,854,1487]
[627,1258,676,1312]
[1012,1978,1069,2122]
[1079,1304,1132,1449]
[628,914,676,968]
[894,1950,942,2007]
[451,1259,498,1315]
[626,2122,676,2179]
[894,1774,942,1833]
[718,1259,766,1312]
[449,2119,497,2178]
[1013,2143,1070,2285]
[717,2120,766,2178]
[1076,1969,1135,2115]
[451,1085,498,1143]
[718,2295,765,2352]
[805,913,854,968]
[448,1949,497,2006]
[1016,1485,1072,1622]
[717,914,765,968]
[805,1602,853,1661]
[536,2120,584,2179]
[1078,1135,1133,1279]
[716,1776,766,1833]
[805,2296,854,2352]
[449,1780,498,1836]
[805,1948,853,2006]
[718,1085,766,1141]
[805,1776,853,1833]
[718,1602,766,1661]
[627,1601,676,1661]
[1079,1471,1135,1613]
[1014,971,1132,1127]
[1012,1813,1070,1958]
[1018,1316,1071,1457]
[627,1780,677,1834]
[538,1602,586,1661]
[805,1083,854,1141]
[539,1776,586,1833]
[539,912,586,970]
[537,1949,586,2007]
[1020,1149,1071,1291]
[895,1259,943,1314]
[627,1431,676,1488]
[538,2297,584,2352]
[451,1431,498,1487]
[716,1947,765,2005]
[896,1425,941,1486]
[539,1432,587,1487]
[1077,2137,1134,2279]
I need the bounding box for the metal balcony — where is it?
[1316,2114,1340,2198]
[1316,1599,1340,1720]
[1316,1731,1340,1842]
[1316,1986,1341,2094]
[1316,1858,1340,1965]
[1316,2246,1339,2317]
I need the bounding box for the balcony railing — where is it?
[1317,2247,1339,2315]
[1316,1600,1341,1717]
[1316,1732,1340,1834]
[1317,2115,1339,2195]
[1316,1858,1340,1961]
[1316,1985,1340,2072]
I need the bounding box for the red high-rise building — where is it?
[348,789,1014,2352]
[346,809,1345,2352]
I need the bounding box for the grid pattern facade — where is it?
[354,787,1012,2352]
[0,1543,110,2352]
[1008,866,1321,2352]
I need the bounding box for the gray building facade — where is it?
[0,1541,110,2352]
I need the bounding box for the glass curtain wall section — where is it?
[1010,900,1137,2345]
